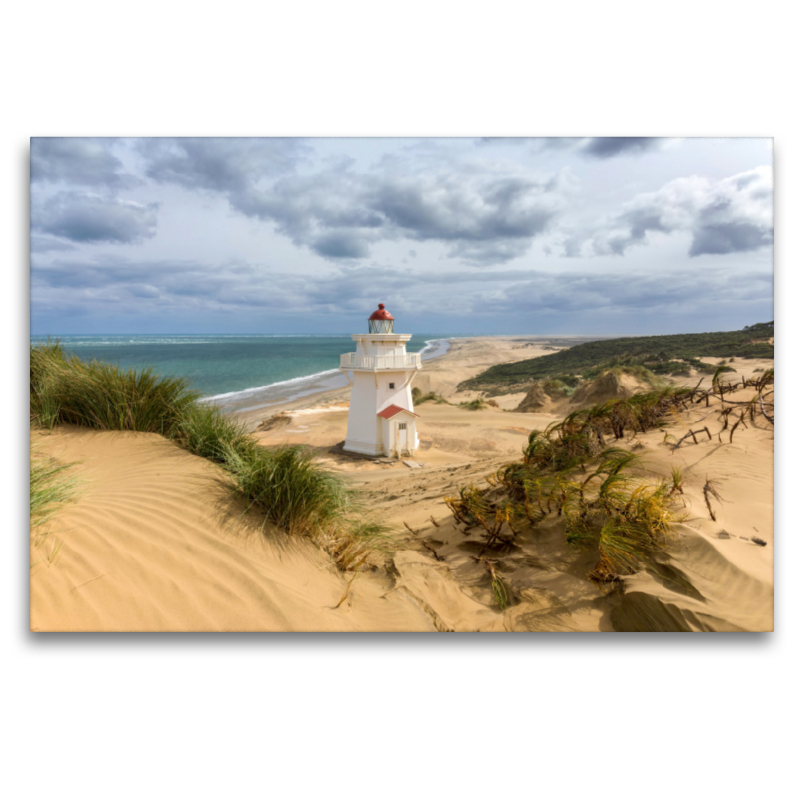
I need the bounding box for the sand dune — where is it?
[30,337,773,632]
[30,428,434,632]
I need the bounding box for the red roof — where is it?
[377,404,418,420]
[369,303,394,321]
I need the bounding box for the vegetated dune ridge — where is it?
[31,336,773,632]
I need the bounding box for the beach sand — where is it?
[30,337,774,632]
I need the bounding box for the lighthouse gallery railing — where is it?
[340,353,421,370]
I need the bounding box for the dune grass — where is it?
[222,443,388,570]
[30,447,81,533]
[172,402,257,464]
[30,340,384,571]
[31,340,200,434]
[446,386,695,580]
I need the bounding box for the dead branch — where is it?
[330,573,359,609]
[703,478,724,522]
[422,541,444,562]
[671,428,712,450]
[729,410,748,443]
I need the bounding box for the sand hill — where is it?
[30,337,774,632]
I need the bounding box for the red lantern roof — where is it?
[368,303,394,321]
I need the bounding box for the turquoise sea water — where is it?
[30,334,455,412]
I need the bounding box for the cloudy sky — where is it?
[30,137,773,336]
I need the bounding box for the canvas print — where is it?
[29,137,774,632]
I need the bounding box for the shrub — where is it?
[415,391,450,405]
[459,398,489,411]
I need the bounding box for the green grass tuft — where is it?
[30,447,81,531]
[172,402,257,464]
[222,443,388,570]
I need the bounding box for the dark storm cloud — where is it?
[138,140,570,265]
[32,192,159,244]
[587,167,772,258]
[582,138,664,158]
[31,138,139,188]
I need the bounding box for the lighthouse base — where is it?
[342,438,386,457]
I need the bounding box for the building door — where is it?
[397,422,407,455]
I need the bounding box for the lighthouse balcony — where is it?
[340,352,421,371]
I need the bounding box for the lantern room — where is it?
[368,303,394,334]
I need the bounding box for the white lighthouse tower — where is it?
[340,303,421,457]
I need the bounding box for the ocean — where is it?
[29,334,455,413]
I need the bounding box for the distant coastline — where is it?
[207,338,452,413]
[28,333,454,416]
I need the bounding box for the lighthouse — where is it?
[340,303,421,457]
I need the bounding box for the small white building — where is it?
[340,303,421,457]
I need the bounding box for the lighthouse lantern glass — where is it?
[369,318,394,333]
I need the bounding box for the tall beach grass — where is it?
[30,447,81,533]
[31,340,199,434]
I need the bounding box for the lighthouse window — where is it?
[398,422,407,430]
[389,382,395,389]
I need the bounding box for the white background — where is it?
[4,3,794,798]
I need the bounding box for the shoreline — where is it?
[203,337,452,417]
[31,333,774,633]
[230,335,582,430]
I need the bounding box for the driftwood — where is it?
[671,427,712,450]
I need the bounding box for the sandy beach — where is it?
[30,335,774,632]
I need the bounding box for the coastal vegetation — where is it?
[30,340,382,571]
[411,387,450,405]
[30,449,81,532]
[446,371,774,591]
[459,321,774,395]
